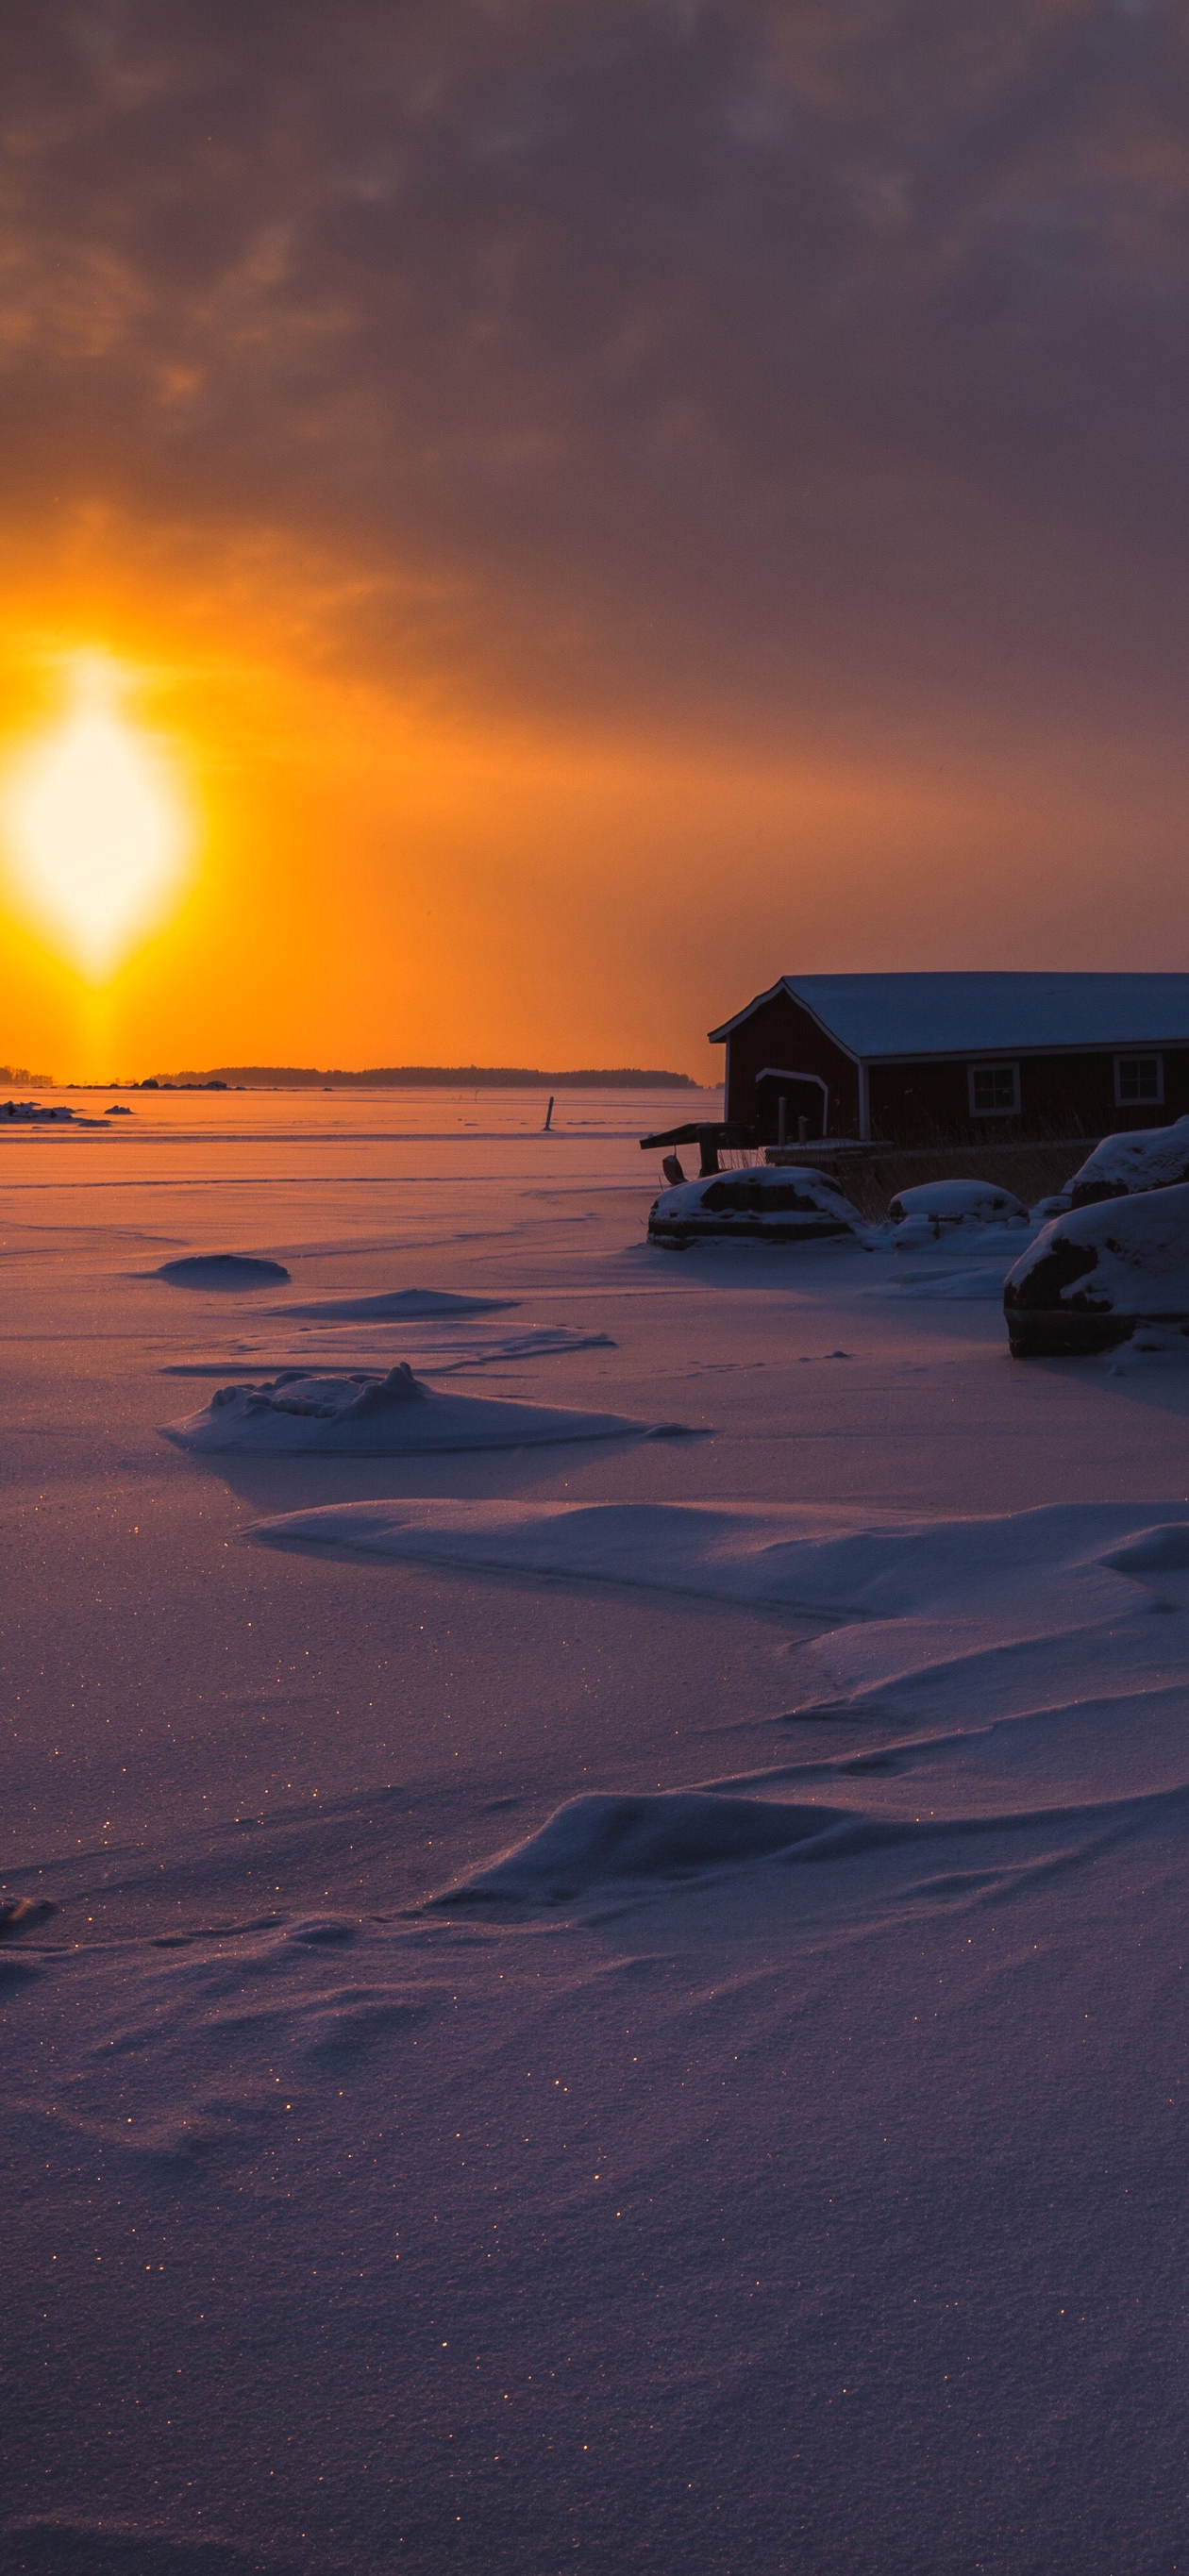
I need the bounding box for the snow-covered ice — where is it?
[8,1084,1189,2576]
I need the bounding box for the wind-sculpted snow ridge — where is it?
[247,1492,1189,1627]
[432,1780,1188,1912]
[434,1789,856,1903]
[252,1496,1189,1834]
[269,1286,519,1320]
[165,1369,691,1455]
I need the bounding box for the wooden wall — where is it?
[868,1046,1189,1145]
[722,992,860,1133]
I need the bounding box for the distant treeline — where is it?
[156,1064,699,1089]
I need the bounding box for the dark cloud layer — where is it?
[4,1,1189,740]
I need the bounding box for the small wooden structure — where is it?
[644,975,1189,1166]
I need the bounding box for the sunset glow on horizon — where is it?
[2,7,1189,1083]
[0,653,193,987]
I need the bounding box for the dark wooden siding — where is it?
[868,1045,1189,1146]
[723,992,860,1133]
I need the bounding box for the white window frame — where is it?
[1114,1052,1164,1109]
[967,1062,1020,1118]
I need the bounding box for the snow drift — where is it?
[270,1286,517,1321]
[437,1789,853,1904]
[248,1491,1181,1633]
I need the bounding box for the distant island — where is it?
[147,1064,699,1090]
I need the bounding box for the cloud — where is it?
[3,1,1189,744]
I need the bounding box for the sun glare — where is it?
[0,653,193,980]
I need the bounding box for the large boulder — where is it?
[1003,1182,1189,1355]
[1067,1113,1189,1209]
[648,1163,862,1247]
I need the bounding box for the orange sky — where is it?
[4,8,1189,1081]
[4,560,1189,1085]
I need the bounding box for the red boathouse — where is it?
[708,973,1189,1147]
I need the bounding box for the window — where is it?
[968,1062,1020,1117]
[1114,1054,1163,1107]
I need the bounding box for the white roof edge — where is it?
[708,979,789,1042]
[709,977,862,1059]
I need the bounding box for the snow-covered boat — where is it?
[647,1163,862,1247]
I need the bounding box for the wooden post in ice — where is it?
[543,1095,554,1131]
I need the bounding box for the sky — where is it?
[2,0,1189,1079]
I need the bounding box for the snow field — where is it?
[7,1090,1189,2574]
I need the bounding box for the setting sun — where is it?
[0,652,193,982]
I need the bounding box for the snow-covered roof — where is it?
[709,975,1189,1061]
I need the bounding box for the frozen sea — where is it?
[5,1087,1189,2576]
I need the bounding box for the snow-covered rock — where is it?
[888,1179,1028,1229]
[1067,1113,1189,1208]
[1004,1181,1189,1355]
[647,1163,862,1246]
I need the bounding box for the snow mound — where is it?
[271,1287,518,1320]
[889,1179,1028,1227]
[1,1098,75,1122]
[1004,1181,1189,1354]
[156,1255,292,1288]
[1068,1113,1189,1207]
[439,1789,849,1904]
[166,1369,683,1455]
[648,1164,862,1246]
